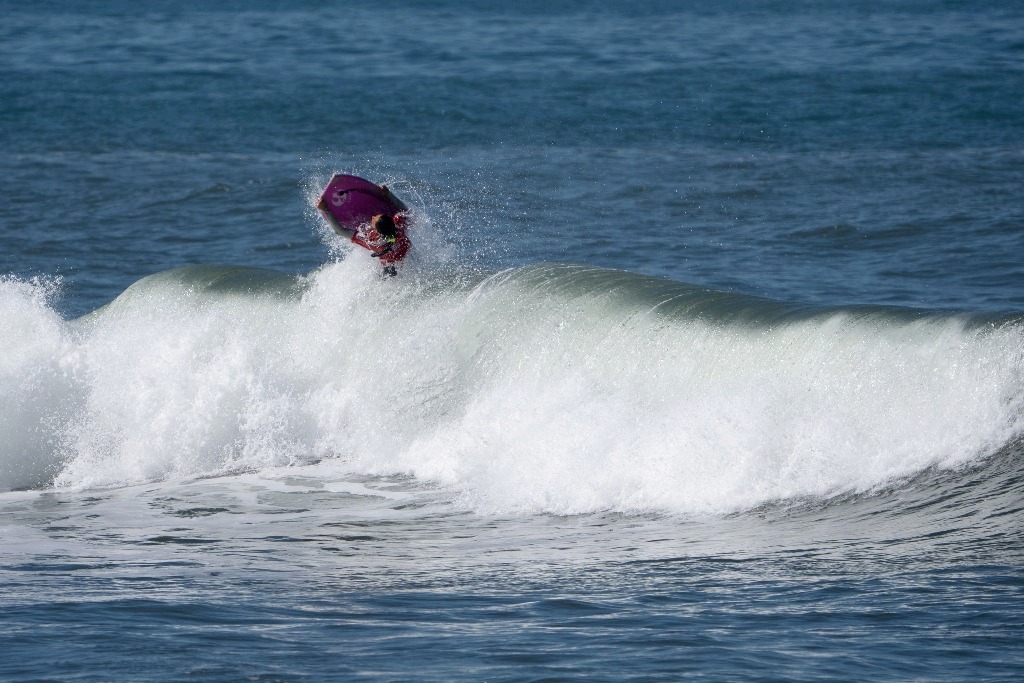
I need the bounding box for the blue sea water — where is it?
[2,0,1023,680]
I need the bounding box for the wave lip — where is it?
[1,263,1022,516]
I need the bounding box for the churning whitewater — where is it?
[3,261,1022,515]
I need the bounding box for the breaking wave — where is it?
[2,261,1022,515]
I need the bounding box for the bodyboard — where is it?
[317,174,406,235]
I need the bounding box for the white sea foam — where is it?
[0,276,78,490]
[1,264,1021,515]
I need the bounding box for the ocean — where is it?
[2,0,1023,680]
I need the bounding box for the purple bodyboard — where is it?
[317,174,405,234]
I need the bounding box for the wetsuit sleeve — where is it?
[351,232,373,250]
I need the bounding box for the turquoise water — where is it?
[2,1,1023,680]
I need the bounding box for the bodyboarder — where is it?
[315,175,411,276]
